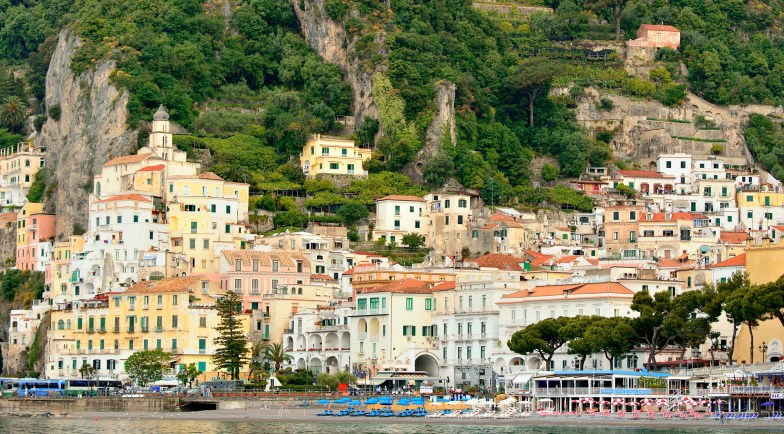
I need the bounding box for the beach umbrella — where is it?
[611,398,624,406]
[597,400,610,405]
[641,398,653,406]
[437,397,450,403]
[397,399,410,406]
[571,399,581,403]
[316,399,330,405]
[580,397,595,404]
[656,398,668,406]
[365,398,379,405]
[761,401,775,407]
[350,400,361,406]
[626,402,639,408]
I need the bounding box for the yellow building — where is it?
[45,276,251,382]
[167,172,250,277]
[300,134,370,178]
[734,245,784,363]
[49,236,85,305]
[737,191,784,230]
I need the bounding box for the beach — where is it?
[51,408,784,430]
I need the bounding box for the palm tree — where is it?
[0,96,27,133]
[263,342,293,372]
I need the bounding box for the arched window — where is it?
[25,160,30,167]
[57,320,64,330]
[24,175,29,182]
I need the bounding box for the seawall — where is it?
[0,397,178,413]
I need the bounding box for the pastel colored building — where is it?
[632,24,680,49]
[300,135,370,178]
[373,195,426,245]
[15,202,55,271]
[219,250,311,312]
[45,276,249,382]
[0,141,46,209]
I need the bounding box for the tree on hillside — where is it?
[125,350,171,386]
[508,316,572,368]
[337,200,369,226]
[213,291,250,380]
[401,232,426,249]
[423,150,455,188]
[725,284,767,363]
[583,0,631,41]
[0,96,26,133]
[176,363,203,388]
[664,287,721,363]
[507,58,561,127]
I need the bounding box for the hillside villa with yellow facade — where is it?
[300,134,370,178]
[45,277,249,382]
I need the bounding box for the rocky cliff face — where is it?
[405,81,457,182]
[292,0,381,123]
[35,30,138,240]
[572,87,781,167]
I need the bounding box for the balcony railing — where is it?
[730,386,784,395]
[354,308,388,316]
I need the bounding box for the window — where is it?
[747,195,754,202]
[405,298,413,310]
[171,315,178,328]
[680,161,686,168]
[458,199,467,208]
[189,239,196,249]
[329,163,339,170]
[457,215,463,225]
[394,205,400,216]
[613,211,619,221]
[613,231,619,240]
[272,261,279,272]
[234,279,242,293]
[190,221,197,234]
[415,221,420,229]
[630,211,636,220]
[425,299,432,310]
[199,317,207,328]
[666,161,672,168]
[198,339,206,353]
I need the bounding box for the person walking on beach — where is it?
[719,410,724,424]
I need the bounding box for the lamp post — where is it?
[759,342,768,363]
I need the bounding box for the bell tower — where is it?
[149,105,173,161]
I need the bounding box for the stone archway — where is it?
[414,353,440,377]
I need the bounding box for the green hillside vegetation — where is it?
[1,0,784,224]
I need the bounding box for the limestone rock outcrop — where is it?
[34,30,138,240]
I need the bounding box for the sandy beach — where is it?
[52,408,784,430]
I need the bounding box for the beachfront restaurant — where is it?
[365,371,449,393]
[727,367,784,414]
[530,370,672,412]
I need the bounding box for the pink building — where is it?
[632,24,680,49]
[15,210,55,272]
[219,250,311,311]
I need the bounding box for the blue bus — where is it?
[17,379,65,397]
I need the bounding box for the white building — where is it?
[496,282,638,371]
[349,279,440,382]
[657,153,692,193]
[373,195,426,246]
[282,304,352,375]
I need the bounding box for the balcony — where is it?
[729,386,784,395]
[127,327,136,333]
[140,326,149,333]
[86,328,95,334]
[155,327,163,332]
[97,327,106,333]
[354,308,388,316]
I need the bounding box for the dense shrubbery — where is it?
[744,114,784,181]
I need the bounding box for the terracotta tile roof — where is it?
[359,278,433,294]
[555,255,580,264]
[555,227,572,232]
[639,212,708,222]
[772,225,784,232]
[475,253,526,271]
[222,250,310,268]
[720,231,750,244]
[709,254,746,269]
[311,274,337,281]
[522,250,554,266]
[104,153,152,166]
[501,282,633,300]
[640,24,680,33]
[432,281,456,292]
[377,195,425,202]
[96,194,151,203]
[198,172,223,181]
[658,258,694,268]
[343,267,356,275]
[137,164,165,172]
[126,276,203,294]
[490,212,516,222]
[617,169,674,179]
